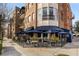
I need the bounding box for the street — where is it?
[1,37,79,56]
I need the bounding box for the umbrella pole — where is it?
[41,33,43,42]
[48,33,50,40]
[60,34,63,47]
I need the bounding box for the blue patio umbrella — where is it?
[36,26,63,32]
[59,32,67,35]
[55,28,64,32]
[15,31,28,35]
[43,29,59,33]
[26,29,43,33]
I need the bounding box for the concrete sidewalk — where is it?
[1,37,25,56]
[1,37,79,56]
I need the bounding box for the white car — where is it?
[73,33,76,36]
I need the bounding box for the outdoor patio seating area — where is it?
[14,26,70,47]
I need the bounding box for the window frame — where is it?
[42,7,55,20]
[42,7,48,20]
[49,7,55,20]
[32,13,35,21]
[28,15,31,22]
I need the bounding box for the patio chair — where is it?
[30,36,39,47]
[50,35,61,47]
[60,35,67,46]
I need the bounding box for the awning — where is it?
[24,27,34,31]
[25,29,43,33]
[43,29,59,33]
[15,27,33,35]
[59,32,67,34]
[36,26,63,32]
[60,28,69,32]
[15,31,26,35]
[16,26,69,35]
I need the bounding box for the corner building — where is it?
[24,3,73,31]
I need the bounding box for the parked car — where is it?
[73,33,76,36]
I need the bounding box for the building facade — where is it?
[7,6,25,39]
[7,3,73,39]
[58,3,73,30]
[24,3,37,30]
[9,13,16,39]
[24,3,73,31]
[7,23,10,38]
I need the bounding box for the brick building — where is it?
[7,3,74,40]
[58,3,73,30]
[7,6,25,39]
[24,3,73,31]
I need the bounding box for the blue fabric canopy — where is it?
[59,32,67,34]
[15,31,26,35]
[43,29,59,33]
[60,28,69,32]
[15,26,72,43]
[25,29,43,33]
[24,27,34,31]
[16,27,34,35]
[16,26,64,34]
[36,26,63,32]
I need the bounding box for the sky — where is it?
[7,3,79,26]
[70,3,79,26]
[7,3,24,13]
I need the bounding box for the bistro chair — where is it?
[59,33,67,46]
[50,34,60,47]
[30,33,39,47]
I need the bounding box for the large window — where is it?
[28,16,31,22]
[49,7,55,20]
[42,7,55,20]
[28,3,32,9]
[42,7,48,19]
[33,13,35,21]
[37,8,42,21]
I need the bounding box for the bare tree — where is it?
[0,3,7,55]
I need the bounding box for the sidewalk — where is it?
[1,37,25,56]
[1,37,79,56]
